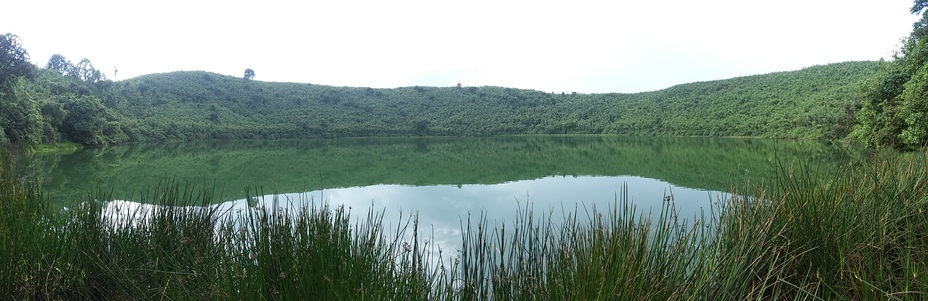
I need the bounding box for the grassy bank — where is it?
[2,151,927,300]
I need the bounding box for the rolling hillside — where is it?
[92,61,878,142]
[3,59,880,145]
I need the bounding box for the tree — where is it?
[0,79,43,143]
[46,54,76,76]
[61,96,107,145]
[76,58,106,83]
[413,120,430,135]
[0,33,42,143]
[0,33,35,88]
[40,102,67,129]
[913,0,928,40]
[855,1,928,148]
[244,68,255,80]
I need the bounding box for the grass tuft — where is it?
[2,149,927,300]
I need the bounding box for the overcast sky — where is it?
[2,0,919,93]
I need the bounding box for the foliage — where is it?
[0,33,42,143]
[60,96,108,145]
[96,62,876,142]
[0,32,882,146]
[0,80,45,143]
[855,1,928,148]
[0,33,35,88]
[75,59,106,83]
[4,149,928,300]
[46,54,75,77]
[46,55,107,83]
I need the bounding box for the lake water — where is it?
[21,136,861,251]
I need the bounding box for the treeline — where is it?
[0,33,141,145]
[1,32,880,145]
[855,0,928,149]
[100,62,876,142]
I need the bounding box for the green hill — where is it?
[89,61,877,143]
[0,38,880,146]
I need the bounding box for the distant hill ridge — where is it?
[99,61,875,141]
[2,60,879,145]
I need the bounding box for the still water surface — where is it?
[23,136,860,241]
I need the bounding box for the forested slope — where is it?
[0,32,880,145]
[95,61,878,142]
[855,1,928,148]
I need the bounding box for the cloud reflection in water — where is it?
[211,175,722,258]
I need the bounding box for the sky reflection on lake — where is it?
[209,175,725,259]
[98,174,728,269]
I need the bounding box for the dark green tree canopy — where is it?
[915,0,928,13]
[46,55,107,83]
[46,54,76,77]
[244,68,255,80]
[0,33,35,88]
[854,0,928,148]
[912,0,928,40]
[76,58,106,83]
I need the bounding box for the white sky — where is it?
[2,0,920,93]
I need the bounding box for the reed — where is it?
[2,150,927,300]
[448,191,708,300]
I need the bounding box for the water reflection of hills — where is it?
[23,136,861,205]
[100,175,723,265]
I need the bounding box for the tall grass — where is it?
[1,182,442,300]
[0,154,55,298]
[448,192,709,300]
[2,149,927,300]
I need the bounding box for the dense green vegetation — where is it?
[102,61,875,141]
[22,136,862,206]
[0,36,138,145]
[3,147,927,300]
[6,0,928,298]
[854,0,928,149]
[0,31,879,145]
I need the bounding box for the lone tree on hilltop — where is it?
[46,54,75,76]
[244,68,255,80]
[75,58,106,83]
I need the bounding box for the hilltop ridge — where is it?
[1,58,879,145]
[99,61,879,142]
